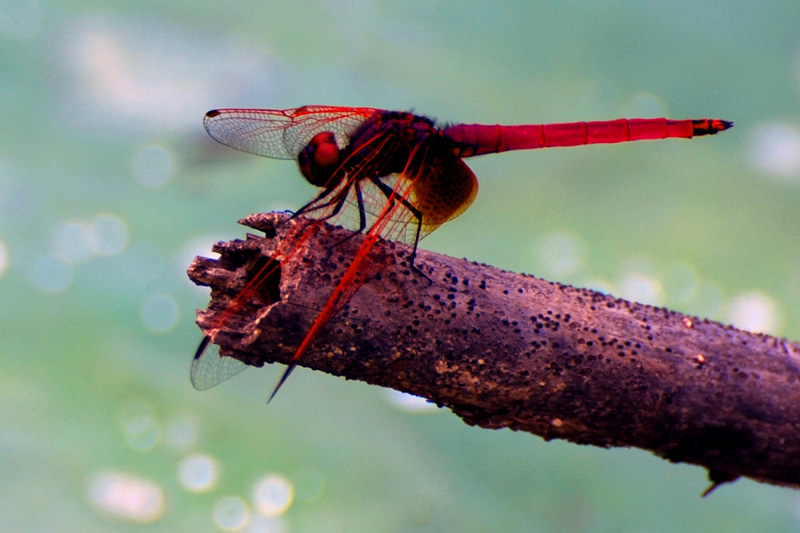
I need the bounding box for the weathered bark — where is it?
[189,212,800,492]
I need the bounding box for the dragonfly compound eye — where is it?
[299,132,342,188]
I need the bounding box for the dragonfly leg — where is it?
[291,184,341,221]
[370,176,431,282]
[353,180,367,233]
[329,180,370,248]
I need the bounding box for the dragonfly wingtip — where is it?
[267,363,298,404]
[194,335,211,361]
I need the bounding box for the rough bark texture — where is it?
[189,212,800,491]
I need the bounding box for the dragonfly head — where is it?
[298,132,342,188]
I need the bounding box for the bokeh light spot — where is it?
[253,474,294,517]
[176,235,223,290]
[92,213,129,256]
[132,144,174,188]
[728,291,780,334]
[124,416,160,451]
[178,453,218,493]
[624,92,666,118]
[214,496,250,531]
[140,293,178,333]
[53,220,96,263]
[119,400,161,451]
[617,258,662,306]
[247,514,287,533]
[749,122,800,181]
[618,273,662,306]
[582,277,615,296]
[88,471,165,522]
[164,413,199,450]
[663,262,698,305]
[534,231,586,279]
[0,237,8,277]
[33,255,73,292]
[63,17,284,133]
[385,389,437,413]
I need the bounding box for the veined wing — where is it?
[203,106,380,160]
[190,336,248,390]
[327,156,479,247]
[190,220,321,392]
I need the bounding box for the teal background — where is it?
[3,1,800,531]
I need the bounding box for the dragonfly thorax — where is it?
[298,132,343,188]
[346,111,441,177]
[298,112,443,191]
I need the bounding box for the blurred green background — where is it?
[3,1,800,531]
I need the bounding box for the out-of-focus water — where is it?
[3,1,800,531]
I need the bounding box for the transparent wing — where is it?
[332,157,479,246]
[203,105,379,160]
[190,336,249,390]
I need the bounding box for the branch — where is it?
[189,212,800,492]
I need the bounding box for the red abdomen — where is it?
[443,118,732,157]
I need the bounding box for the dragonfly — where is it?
[192,105,732,401]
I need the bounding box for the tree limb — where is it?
[188,212,800,492]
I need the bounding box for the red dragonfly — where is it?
[192,105,731,401]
